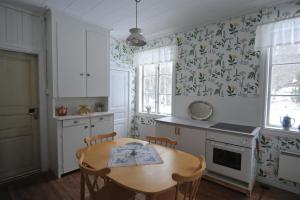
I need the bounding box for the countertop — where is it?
[155,116,260,137]
[54,112,113,120]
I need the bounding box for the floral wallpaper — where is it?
[110,0,300,193]
[257,133,300,191]
[135,0,300,97]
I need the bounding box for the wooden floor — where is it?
[0,171,299,200]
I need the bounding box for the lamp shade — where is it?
[126,28,146,47]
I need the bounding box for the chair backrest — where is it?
[172,156,206,200]
[77,151,111,199]
[146,136,177,149]
[84,132,117,146]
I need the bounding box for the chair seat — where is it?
[93,181,135,200]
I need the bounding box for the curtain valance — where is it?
[134,45,177,65]
[255,17,300,50]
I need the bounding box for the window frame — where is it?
[265,46,300,130]
[137,62,174,117]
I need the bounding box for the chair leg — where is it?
[80,172,85,200]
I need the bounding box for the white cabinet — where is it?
[62,119,89,173]
[86,31,109,97]
[0,5,42,52]
[52,12,110,97]
[176,127,206,157]
[90,115,114,136]
[57,19,85,97]
[156,122,206,157]
[50,113,114,177]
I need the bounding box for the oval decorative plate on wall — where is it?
[188,101,213,120]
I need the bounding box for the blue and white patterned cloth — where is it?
[108,143,163,167]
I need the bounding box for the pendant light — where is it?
[126,0,146,47]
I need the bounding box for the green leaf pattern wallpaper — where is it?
[110,0,300,192]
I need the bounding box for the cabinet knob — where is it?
[84,126,88,129]
[91,124,95,128]
[80,73,84,76]
[86,73,91,77]
[73,120,78,124]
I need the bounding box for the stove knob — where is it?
[241,138,248,145]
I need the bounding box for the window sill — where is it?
[136,112,170,119]
[262,126,300,138]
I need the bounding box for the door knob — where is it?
[28,107,39,120]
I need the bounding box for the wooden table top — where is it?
[80,138,200,195]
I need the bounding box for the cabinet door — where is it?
[90,116,113,136]
[57,19,85,97]
[62,123,89,173]
[177,127,206,157]
[155,123,177,140]
[86,31,109,97]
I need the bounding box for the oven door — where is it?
[206,140,251,182]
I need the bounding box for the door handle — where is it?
[28,107,39,120]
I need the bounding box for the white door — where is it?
[62,121,89,173]
[0,50,40,182]
[177,127,206,157]
[110,68,129,138]
[90,115,114,136]
[57,18,85,97]
[86,31,109,97]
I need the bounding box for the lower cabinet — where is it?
[62,120,89,173]
[156,122,206,157]
[54,114,114,177]
[90,115,114,136]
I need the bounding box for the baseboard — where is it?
[256,177,300,195]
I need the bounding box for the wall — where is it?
[118,0,300,193]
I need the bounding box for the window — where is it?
[134,46,177,115]
[266,43,300,129]
[255,17,300,130]
[139,62,173,115]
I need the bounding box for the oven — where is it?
[206,140,252,182]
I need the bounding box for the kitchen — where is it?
[0,0,300,199]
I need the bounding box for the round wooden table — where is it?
[80,138,200,199]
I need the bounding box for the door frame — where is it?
[0,22,48,171]
[109,62,131,135]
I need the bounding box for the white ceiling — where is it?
[2,0,291,39]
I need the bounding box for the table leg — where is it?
[80,172,85,200]
[146,194,156,200]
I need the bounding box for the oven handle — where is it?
[210,141,245,152]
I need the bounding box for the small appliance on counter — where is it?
[56,106,68,116]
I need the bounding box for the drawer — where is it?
[206,130,253,148]
[91,115,113,124]
[63,118,89,127]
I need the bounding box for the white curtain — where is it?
[134,45,177,65]
[255,17,300,50]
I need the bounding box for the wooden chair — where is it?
[84,132,117,146]
[156,156,206,200]
[146,136,177,149]
[77,151,135,200]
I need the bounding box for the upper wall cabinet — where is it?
[50,11,110,98]
[86,31,109,97]
[0,5,42,52]
[56,18,86,97]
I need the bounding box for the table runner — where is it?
[108,144,163,167]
